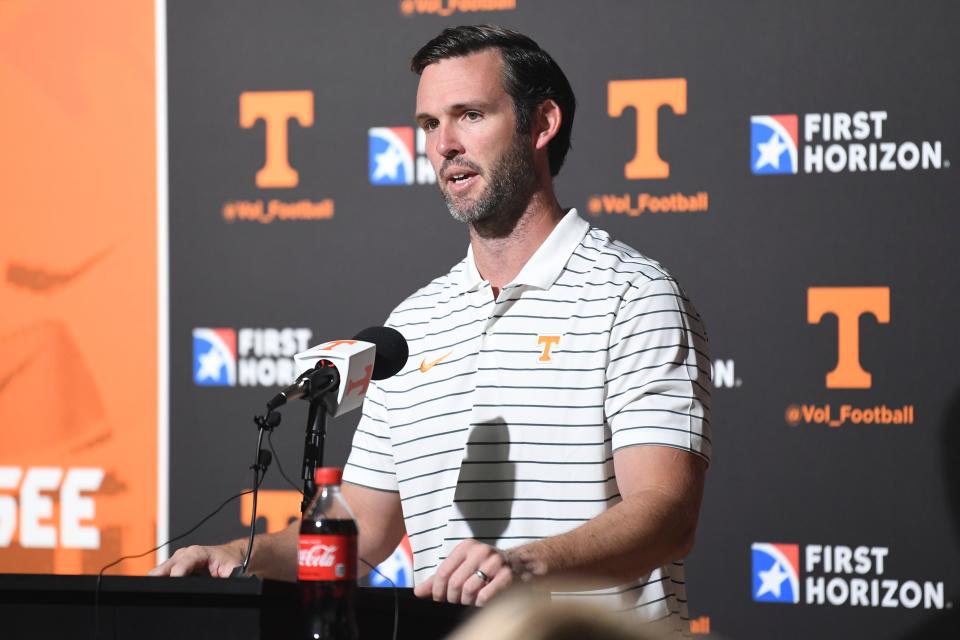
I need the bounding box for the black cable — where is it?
[268,428,303,495]
[238,430,270,576]
[93,473,265,640]
[94,441,398,640]
[361,558,399,640]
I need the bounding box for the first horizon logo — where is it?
[751,542,950,610]
[193,327,312,387]
[368,127,436,186]
[751,110,947,175]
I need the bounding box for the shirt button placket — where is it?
[471,282,499,432]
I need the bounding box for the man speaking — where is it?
[152,25,711,633]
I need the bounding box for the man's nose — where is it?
[436,125,464,159]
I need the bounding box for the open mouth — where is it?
[445,170,479,191]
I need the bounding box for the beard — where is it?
[440,132,536,234]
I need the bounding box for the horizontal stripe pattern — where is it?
[343,211,710,626]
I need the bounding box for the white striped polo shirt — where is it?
[343,209,711,627]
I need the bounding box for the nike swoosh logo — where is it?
[419,351,452,373]
[6,246,111,293]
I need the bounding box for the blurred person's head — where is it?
[445,591,670,640]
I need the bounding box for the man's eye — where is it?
[464,111,482,121]
[422,120,438,132]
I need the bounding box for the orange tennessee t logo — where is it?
[537,335,561,362]
[239,90,314,188]
[419,351,452,373]
[807,287,890,389]
[608,78,687,180]
[345,364,373,397]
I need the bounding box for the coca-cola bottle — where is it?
[298,467,359,640]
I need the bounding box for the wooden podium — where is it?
[0,573,471,639]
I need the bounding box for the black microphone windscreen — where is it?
[257,448,272,468]
[353,326,409,380]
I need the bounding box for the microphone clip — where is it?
[253,410,282,432]
[250,448,272,474]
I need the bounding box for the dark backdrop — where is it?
[167,2,960,637]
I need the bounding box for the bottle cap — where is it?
[314,467,343,485]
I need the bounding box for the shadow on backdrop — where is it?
[900,386,960,638]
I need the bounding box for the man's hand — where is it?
[148,543,245,578]
[148,483,403,582]
[413,539,516,606]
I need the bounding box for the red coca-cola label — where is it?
[298,534,357,581]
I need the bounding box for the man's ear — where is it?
[533,99,562,151]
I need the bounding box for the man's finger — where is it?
[432,541,473,601]
[432,562,455,601]
[154,546,205,577]
[462,552,506,606]
[414,575,434,598]
[168,550,206,577]
[213,557,240,578]
[446,556,483,604]
[168,559,192,577]
[458,569,486,606]
[475,566,512,607]
[149,550,188,576]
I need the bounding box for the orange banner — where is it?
[0,1,158,574]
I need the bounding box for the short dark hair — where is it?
[411,25,576,177]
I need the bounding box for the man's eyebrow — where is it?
[415,102,496,122]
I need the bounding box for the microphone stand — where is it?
[231,359,343,576]
[300,400,325,514]
[232,410,279,577]
[300,372,339,514]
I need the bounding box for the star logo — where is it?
[196,348,226,381]
[372,145,406,181]
[192,328,237,386]
[750,115,799,175]
[755,558,791,598]
[755,132,789,171]
[751,542,800,604]
[368,127,415,185]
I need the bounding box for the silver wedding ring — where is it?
[475,568,491,583]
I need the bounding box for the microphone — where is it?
[267,326,408,416]
[266,363,338,411]
[354,325,409,380]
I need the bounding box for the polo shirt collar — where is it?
[458,208,589,293]
[460,245,485,292]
